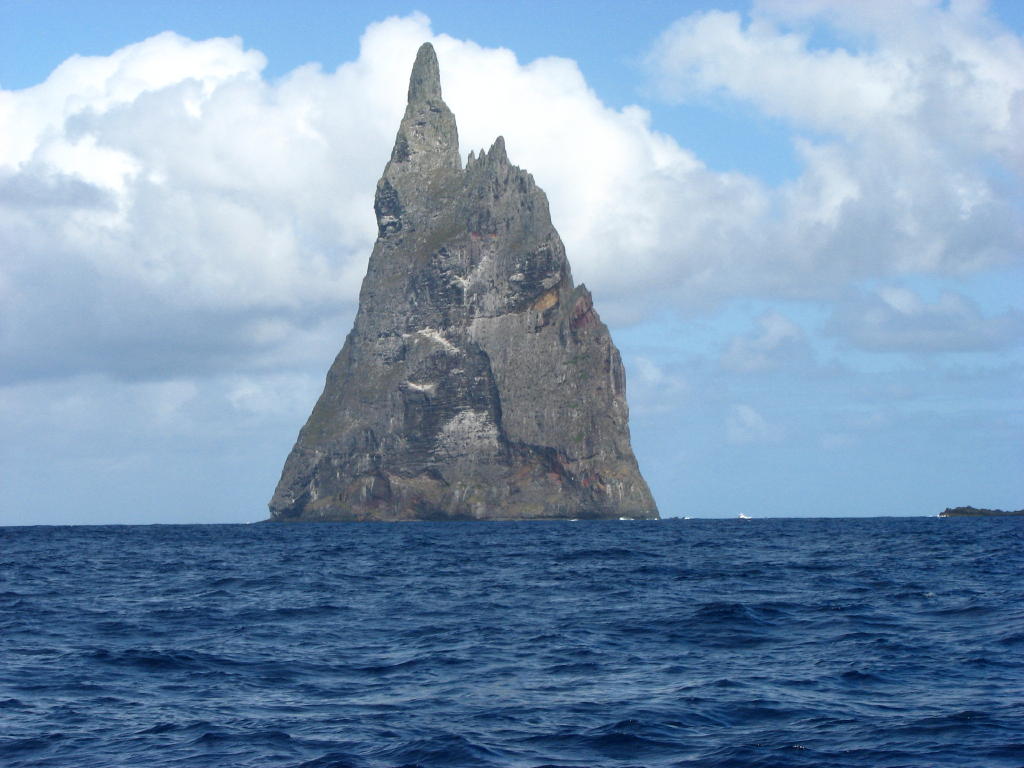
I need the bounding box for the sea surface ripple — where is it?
[1,517,1022,767]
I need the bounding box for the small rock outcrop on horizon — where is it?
[269,43,658,522]
[939,506,1024,517]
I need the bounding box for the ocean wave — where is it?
[1,517,1021,767]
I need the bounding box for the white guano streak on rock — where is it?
[401,327,459,352]
[405,381,436,394]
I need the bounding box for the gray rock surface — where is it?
[269,43,658,521]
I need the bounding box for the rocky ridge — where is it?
[269,43,658,521]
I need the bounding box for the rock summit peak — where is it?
[407,42,443,104]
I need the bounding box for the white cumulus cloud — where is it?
[2,15,744,383]
[648,0,1024,283]
[3,9,1021,390]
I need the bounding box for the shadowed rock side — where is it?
[269,43,658,521]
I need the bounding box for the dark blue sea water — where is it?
[2,518,1022,768]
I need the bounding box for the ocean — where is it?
[1,517,1021,767]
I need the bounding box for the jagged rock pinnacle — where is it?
[488,136,508,164]
[270,44,658,522]
[408,43,443,103]
[393,41,458,168]
[376,43,460,238]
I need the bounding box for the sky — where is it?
[1,0,1021,524]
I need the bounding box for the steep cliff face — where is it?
[269,43,658,521]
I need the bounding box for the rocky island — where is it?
[268,43,658,522]
[939,506,1024,517]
